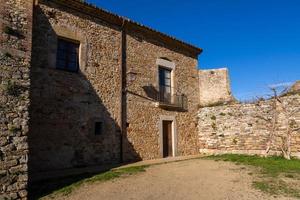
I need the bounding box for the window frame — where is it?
[94,121,103,136]
[56,37,80,73]
[159,66,173,103]
[159,66,172,92]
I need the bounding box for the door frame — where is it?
[159,115,177,158]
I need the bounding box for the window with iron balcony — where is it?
[157,66,187,111]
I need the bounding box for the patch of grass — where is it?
[48,165,148,197]
[207,154,300,177]
[33,157,206,199]
[253,180,300,198]
[207,154,300,198]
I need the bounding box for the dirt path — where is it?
[56,159,295,200]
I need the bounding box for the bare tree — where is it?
[277,97,300,160]
[255,87,300,159]
[254,89,278,157]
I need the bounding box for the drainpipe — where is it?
[119,19,127,163]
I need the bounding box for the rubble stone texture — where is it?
[1,0,200,197]
[0,0,32,199]
[199,68,234,107]
[198,94,300,157]
[125,33,199,160]
[29,1,122,174]
[0,0,300,199]
[29,0,200,177]
[290,80,300,93]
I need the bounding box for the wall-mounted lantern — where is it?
[127,71,138,86]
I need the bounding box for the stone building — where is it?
[2,0,299,199]
[29,0,202,171]
[1,0,202,198]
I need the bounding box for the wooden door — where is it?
[163,120,173,157]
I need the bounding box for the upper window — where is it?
[56,38,80,72]
[159,66,172,102]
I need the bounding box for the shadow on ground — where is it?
[29,171,104,199]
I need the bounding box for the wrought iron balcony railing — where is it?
[156,86,188,110]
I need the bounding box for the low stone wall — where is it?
[0,0,33,199]
[198,94,300,157]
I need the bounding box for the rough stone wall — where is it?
[199,68,233,107]
[125,31,199,161]
[30,0,200,169]
[290,81,300,93]
[29,1,122,176]
[0,0,33,199]
[198,94,300,157]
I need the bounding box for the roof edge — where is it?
[44,0,203,56]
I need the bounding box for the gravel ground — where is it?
[56,159,296,200]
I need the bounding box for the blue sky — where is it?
[88,0,300,100]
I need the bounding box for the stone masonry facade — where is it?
[28,0,201,176]
[0,0,33,199]
[1,0,202,198]
[29,0,122,175]
[125,32,199,160]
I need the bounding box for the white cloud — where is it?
[268,82,293,88]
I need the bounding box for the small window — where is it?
[56,38,79,72]
[94,122,103,135]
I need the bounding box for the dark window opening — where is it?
[56,37,79,72]
[94,122,103,135]
[159,66,172,103]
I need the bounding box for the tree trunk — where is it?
[283,151,291,160]
[285,129,291,160]
[264,96,277,156]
